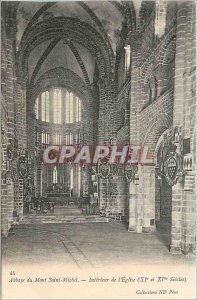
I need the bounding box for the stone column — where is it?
[97,76,116,214]
[115,174,128,217]
[99,178,110,212]
[98,77,115,144]
[128,182,137,232]
[36,129,42,196]
[1,6,18,235]
[14,83,27,219]
[109,166,128,217]
[82,165,92,198]
[171,2,196,255]
[128,32,142,233]
[141,165,156,233]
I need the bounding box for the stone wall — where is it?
[1,1,196,255]
[126,2,175,233]
[170,1,196,255]
[1,3,27,236]
[127,1,196,254]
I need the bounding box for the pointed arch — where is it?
[30,67,93,117]
[66,41,91,89]
[21,2,56,39]
[29,37,61,87]
[18,17,113,83]
[78,2,114,58]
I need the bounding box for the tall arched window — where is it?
[65,92,74,124]
[75,131,80,144]
[35,98,39,119]
[78,165,81,196]
[65,92,81,124]
[124,45,131,75]
[55,132,62,145]
[34,88,82,125]
[41,91,49,122]
[76,97,81,122]
[65,132,73,145]
[42,130,49,148]
[65,133,69,145]
[155,0,167,38]
[69,132,73,144]
[53,166,57,184]
[54,89,62,124]
[70,167,73,190]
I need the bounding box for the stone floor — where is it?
[2,221,195,269]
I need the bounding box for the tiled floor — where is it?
[2,222,194,269]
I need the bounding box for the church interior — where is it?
[1,1,196,266]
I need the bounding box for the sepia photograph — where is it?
[1,0,196,299]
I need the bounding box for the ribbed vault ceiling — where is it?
[16,1,139,86]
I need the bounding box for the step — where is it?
[54,208,82,215]
[20,215,109,224]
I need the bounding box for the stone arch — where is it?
[143,63,158,105]
[29,37,61,87]
[154,128,170,165]
[140,57,154,85]
[30,67,94,118]
[141,120,173,243]
[162,39,176,65]
[17,17,113,83]
[110,1,135,32]
[122,1,136,31]
[144,63,154,84]
[19,2,55,38]
[66,41,91,89]
[28,37,91,92]
[18,1,115,61]
[142,113,173,158]
[156,28,176,64]
[138,1,156,32]
[28,68,95,149]
[78,2,114,57]
[152,128,173,242]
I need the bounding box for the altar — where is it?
[46,184,71,204]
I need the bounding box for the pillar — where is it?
[128,182,137,232]
[171,2,196,255]
[141,165,156,233]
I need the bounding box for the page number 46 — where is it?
[10,271,16,276]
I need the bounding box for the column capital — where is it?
[124,44,131,53]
